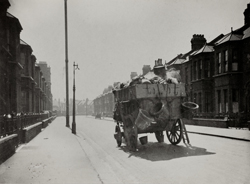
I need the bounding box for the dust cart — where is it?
[113,83,199,151]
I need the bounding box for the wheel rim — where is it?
[166,119,183,145]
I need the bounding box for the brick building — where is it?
[167,4,250,117]
[0,0,53,115]
[38,61,53,111]
[0,0,22,114]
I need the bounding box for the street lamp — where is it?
[72,62,79,134]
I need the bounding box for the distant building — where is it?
[77,99,94,115]
[53,98,66,116]
[38,61,53,111]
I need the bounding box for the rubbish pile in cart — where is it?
[113,59,181,91]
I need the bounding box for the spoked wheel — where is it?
[155,131,164,143]
[166,119,183,145]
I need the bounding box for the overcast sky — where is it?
[8,0,249,101]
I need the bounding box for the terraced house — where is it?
[0,0,52,115]
[167,4,250,123]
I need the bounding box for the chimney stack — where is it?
[142,65,151,75]
[244,3,250,25]
[0,0,10,16]
[191,34,206,51]
[130,72,138,80]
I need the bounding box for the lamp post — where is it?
[72,62,79,134]
[64,0,70,127]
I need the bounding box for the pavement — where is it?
[102,117,250,141]
[0,116,249,183]
[186,124,250,142]
[0,116,103,184]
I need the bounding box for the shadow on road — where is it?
[119,142,215,161]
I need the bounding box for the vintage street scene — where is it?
[0,0,250,184]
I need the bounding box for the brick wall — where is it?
[22,122,42,143]
[0,134,18,164]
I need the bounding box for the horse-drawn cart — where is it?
[113,83,198,151]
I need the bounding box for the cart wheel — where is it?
[114,125,122,147]
[155,131,164,143]
[166,119,183,145]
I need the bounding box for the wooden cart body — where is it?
[113,83,195,150]
[114,83,186,120]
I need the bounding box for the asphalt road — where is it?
[0,116,249,184]
[76,116,250,184]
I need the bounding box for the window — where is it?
[198,92,202,112]
[232,89,239,113]
[217,90,221,113]
[232,50,238,71]
[198,60,202,79]
[224,50,228,72]
[232,89,239,102]
[224,89,228,113]
[20,53,25,67]
[185,67,188,84]
[217,53,221,74]
[204,92,210,112]
[204,60,210,78]
[193,62,197,80]
[196,61,199,79]
[193,93,197,103]
[21,91,27,112]
[233,49,238,60]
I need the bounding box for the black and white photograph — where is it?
[0,0,250,183]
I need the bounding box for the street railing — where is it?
[0,113,50,139]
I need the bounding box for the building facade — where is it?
[0,0,53,115]
[167,4,250,118]
[38,61,53,111]
[0,0,22,114]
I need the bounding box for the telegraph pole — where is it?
[64,0,69,127]
[72,62,79,134]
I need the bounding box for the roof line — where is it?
[20,39,29,46]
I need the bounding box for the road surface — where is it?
[75,116,250,184]
[0,116,249,184]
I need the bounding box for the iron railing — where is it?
[0,113,50,138]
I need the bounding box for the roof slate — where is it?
[215,32,243,45]
[20,39,29,45]
[169,58,185,65]
[243,27,250,39]
[192,44,214,56]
